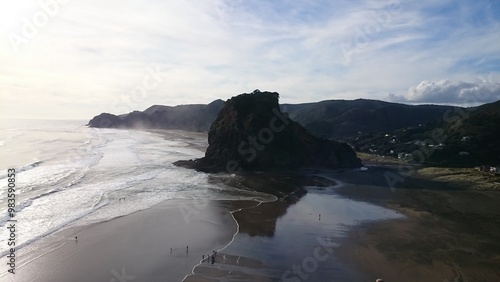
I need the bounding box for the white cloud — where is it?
[388,79,500,105]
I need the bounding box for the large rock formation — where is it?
[175,90,361,172]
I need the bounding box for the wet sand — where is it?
[8,199,237,282]
[184,171,403,281]
[6,169,404,282]
[331,166,500,282]
[8,164,499,281]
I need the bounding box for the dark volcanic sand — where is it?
[9,166,500,282]
[7,200,236,282]
[332,166,500,282]
[184,171,403,281]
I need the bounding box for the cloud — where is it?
[1,0,500,118]
[387,80,500,105]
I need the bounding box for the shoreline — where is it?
[8,163,499,281]
[9,199,240,282]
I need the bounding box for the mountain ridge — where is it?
[88,97,461,138]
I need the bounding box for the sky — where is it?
[1,0,500,119]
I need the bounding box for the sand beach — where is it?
[7,166,500,282]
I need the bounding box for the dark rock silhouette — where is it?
[174,90,362,172]
[87,113,123,128]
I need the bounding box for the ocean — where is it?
[0,119,273,273]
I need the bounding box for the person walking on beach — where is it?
[186,246,189,254]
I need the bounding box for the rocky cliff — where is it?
[175,90,361,172]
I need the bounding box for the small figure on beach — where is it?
[75,236,78,241]
[211,255,215,264]
[202,255,204,260]
[186,246,189,253]
[170,248,172,254]
[319,214,321,221]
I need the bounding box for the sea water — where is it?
[0,119,272,272]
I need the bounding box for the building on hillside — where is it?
[461,136,471,142]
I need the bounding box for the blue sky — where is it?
[1,0,499,118]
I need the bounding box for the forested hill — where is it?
[281,99,456,138]
[348,100,500,166]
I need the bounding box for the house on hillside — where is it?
[480,165,491,173]
[398,153,412,160]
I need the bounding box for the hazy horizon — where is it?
[1,0,500,119]
[2,94,498,121]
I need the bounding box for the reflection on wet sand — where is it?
[185,170,400,282]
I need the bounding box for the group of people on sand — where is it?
[202,250,217,264]
[169,246,218,264]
